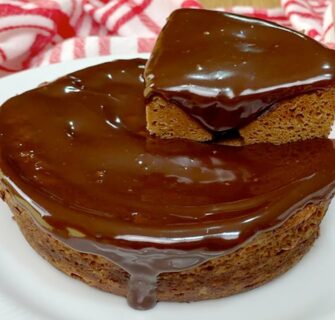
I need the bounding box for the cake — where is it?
[144,9,335,144]
[1,58,335,310]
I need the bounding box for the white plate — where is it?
[0,55,334,320]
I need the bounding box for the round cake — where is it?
[0,59,335,310]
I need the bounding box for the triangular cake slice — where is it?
[144,9,335,144]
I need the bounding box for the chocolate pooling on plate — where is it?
[1,59,335,310]
[145,9,335,134]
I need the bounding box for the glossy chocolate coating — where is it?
[1,59,335,310]
[145,9,335,133]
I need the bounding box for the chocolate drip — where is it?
[63,237,218,310]
[1,59,335,309]
[145,9,335,133]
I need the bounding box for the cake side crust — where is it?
[146,97,212,141]
[0,180,329,302]
[146,88,335,145]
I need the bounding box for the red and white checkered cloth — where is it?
[0,0,333,77]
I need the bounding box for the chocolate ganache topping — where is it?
[1,59,335,310]
[145,9,335,133]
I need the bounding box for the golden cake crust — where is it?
[0,179,328,302]
[146,87,335,145]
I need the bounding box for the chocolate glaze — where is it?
[145,9,335,133]
[1,59,335,310]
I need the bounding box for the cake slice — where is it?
[145,9,335,144]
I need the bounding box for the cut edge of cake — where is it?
[146,87,335,145]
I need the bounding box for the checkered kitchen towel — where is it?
[0,0,334,77]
